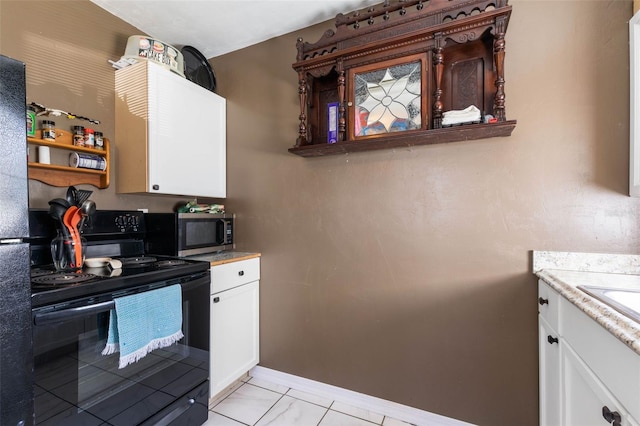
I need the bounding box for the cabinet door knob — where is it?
[547,335,559,345]
[238,270,244,276]
[539,297,549,305]
[602,406,622,426]
[213,297,220,303]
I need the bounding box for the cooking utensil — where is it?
[78,199,96,234]
[48,198,71,238]
[49,197,70,209]
[75,189,93,206]
[66,186,78,206]
[69,208,84,269]
[63,206,81,269]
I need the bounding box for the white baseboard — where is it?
[249,366,475,426]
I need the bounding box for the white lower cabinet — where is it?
[561,340,634,426]
[538,279,640,426]
[210,258,260,397]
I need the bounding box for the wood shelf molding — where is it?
[289,120,516,157]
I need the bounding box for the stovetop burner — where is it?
[116,256,158,266]
[32,272,97,289]
[156,259,188,268]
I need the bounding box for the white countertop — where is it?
[533,251,640,355]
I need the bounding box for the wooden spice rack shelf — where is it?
[27,129,110,188]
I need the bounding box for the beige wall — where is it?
[1,0,637,425]
[211,1,636,425]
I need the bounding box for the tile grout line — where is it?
[251,392,287,426]
[316,404,331,426]
[284,388,336,410]
[329,400,384,425]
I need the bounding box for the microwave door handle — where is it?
[223,220,230,244]
[33,300,115,326]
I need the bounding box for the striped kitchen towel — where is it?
[102,284,184,369]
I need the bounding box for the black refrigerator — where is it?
[0,54,34,425]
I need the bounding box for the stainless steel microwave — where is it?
[144,212,234,257]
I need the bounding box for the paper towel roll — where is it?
[37,146,50,164]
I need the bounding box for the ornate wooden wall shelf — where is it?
[290,0,515,157]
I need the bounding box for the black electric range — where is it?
[28,209,211,425]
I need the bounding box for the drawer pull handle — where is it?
[547,335,558,345]
[539,297,549,305]
[602,406,622,426]
[238,270,244,276]
[213,297,220,303]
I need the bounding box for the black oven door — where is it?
[32,274,210,426]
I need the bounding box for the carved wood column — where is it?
[296,70,308,147]
[337,61,346,142]
[493,16,507,122]
[432,33,444,129]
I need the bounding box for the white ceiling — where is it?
[90,0,380,59]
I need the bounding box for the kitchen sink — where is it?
[578,285,640,324]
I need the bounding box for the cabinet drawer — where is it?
[211,257,260,294]
[538,279,561,333]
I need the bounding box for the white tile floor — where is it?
[204,376,415,426]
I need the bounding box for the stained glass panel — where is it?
[354,61,421,137]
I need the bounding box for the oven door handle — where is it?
[33,300,115,325]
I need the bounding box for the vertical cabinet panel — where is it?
[539,317,561,426]
[630,11,640,197]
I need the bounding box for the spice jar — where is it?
[41,120,56,141]
[83,128,95,148]
[94,131,104,150]
[72,125,85,146]
[26,106,36,137]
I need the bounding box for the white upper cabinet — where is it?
[115,61,226,198]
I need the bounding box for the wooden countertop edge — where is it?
[208,252,262,267]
